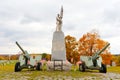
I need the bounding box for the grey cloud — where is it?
[63,23,76,31]
[102,1,120,25]
[0,0,120,54]
[103,9,120,24]
[0,25,50,42]
[20,15,41,24]
[0,0,57,23]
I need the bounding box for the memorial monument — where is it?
[47,6,72,71]
[51,6,66,61]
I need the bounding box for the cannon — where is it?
[79,43,110,73]
[15,41,42,72]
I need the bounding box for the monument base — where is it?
[47,61,72,71]
[51,31,66,61]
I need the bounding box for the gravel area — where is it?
[0,71,120,80]
[100,72,120,80]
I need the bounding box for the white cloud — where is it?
[0,0,120,54]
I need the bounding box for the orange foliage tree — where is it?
[101,53,112,65]
[10,55,19,60]
[65,35,79,64]
[114,55,120,66]
[41,53,51,61]
[111,55,117,63]
[0,56,5,60]
[78,31,112,65]
[46,54,51,61]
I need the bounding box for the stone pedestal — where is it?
[51,31,66,61]
[47,61,72,71]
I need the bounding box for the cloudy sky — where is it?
[0,0,120,54]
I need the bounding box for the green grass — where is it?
[107,66,120,73]
[0,61,120,80]
[0,62,96,79]
[0,63,14,72]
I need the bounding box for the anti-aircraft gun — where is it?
[79,43,110,73]
[15,41,42,72]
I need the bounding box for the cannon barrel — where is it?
[92,43,110,60]
[16,41,26,54]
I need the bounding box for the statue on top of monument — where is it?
[56,6,63,31]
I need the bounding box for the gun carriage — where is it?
[79,43,110,73]
[15,41,42,72]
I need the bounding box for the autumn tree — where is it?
[65,35,79,64]
[42,53,47,60]
[46,54,51,61]
[114,55,120,66]
[0,56,5,60]
[78,30,112,65]
[41,53,51,61]
[10,55,19,60]
[111,55,117,63]
[101,53,112,65]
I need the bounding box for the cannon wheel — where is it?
[36,62,41,71]
[99,63,107,73]
[15,62,21,72]
[79,62,85,72]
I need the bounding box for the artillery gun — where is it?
[79,43,110,73]
[15,41,42,72]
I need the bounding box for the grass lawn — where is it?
[0,61,120,80]
[107,66,120,73]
